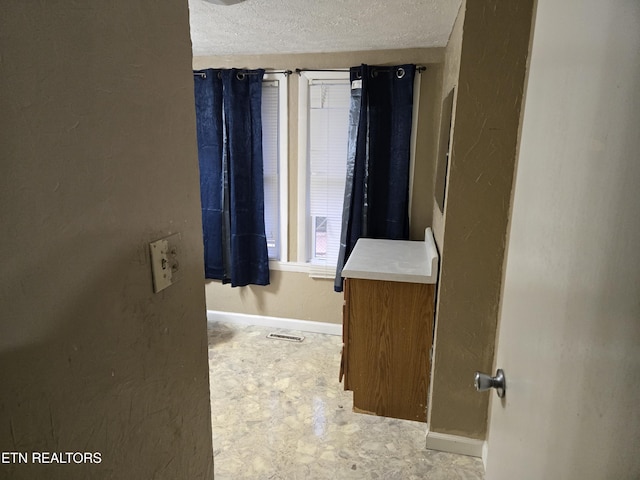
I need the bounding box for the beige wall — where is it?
[431,2,465,250]
[205,270,343,324]
[0,1,213,479]
[194,49,444,323]
[428,1,535,439]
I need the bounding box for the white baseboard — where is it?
[425,429,484,458]
[206,310,342,336]
[482,439,489,470]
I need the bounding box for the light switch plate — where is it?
[149,233,181,293]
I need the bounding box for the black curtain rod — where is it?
[194,67,426,79]
[295,66,426,75]
[193,69,293,78]
[295,68,349,73]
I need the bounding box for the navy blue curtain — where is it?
[335,64,416,292]
[194,68,270,287]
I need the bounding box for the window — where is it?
[261,73,288,261]
[297,72,351,276]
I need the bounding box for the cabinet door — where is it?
[347,278,434,422]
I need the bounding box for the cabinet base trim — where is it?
[425,429,484,458]
[206,310,342,336]
[352,406,377,416]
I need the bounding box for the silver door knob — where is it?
[474,369,506,398]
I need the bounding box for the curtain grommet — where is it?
[396,67,405,79]
[236,72,245,81]
[217,71,222,79]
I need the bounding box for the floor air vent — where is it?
[266,333,305,342]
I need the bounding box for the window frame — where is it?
[296,70,351,273]
[262,72,289,263]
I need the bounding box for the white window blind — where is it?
[262,80,280,260]
[307,80,350,277]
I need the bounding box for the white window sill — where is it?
[268,260,337,279]
[268,260,310,273]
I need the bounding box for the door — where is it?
[484,0,640,479]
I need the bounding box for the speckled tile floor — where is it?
[207,321,485,480]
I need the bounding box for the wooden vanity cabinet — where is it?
[341,277,435,422]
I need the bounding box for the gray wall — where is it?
[486,0,640,480]
[0,1,214,478]
[487,0,640,477]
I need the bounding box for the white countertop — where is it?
[341,228,439,284]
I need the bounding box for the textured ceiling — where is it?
[189,0,462,56]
